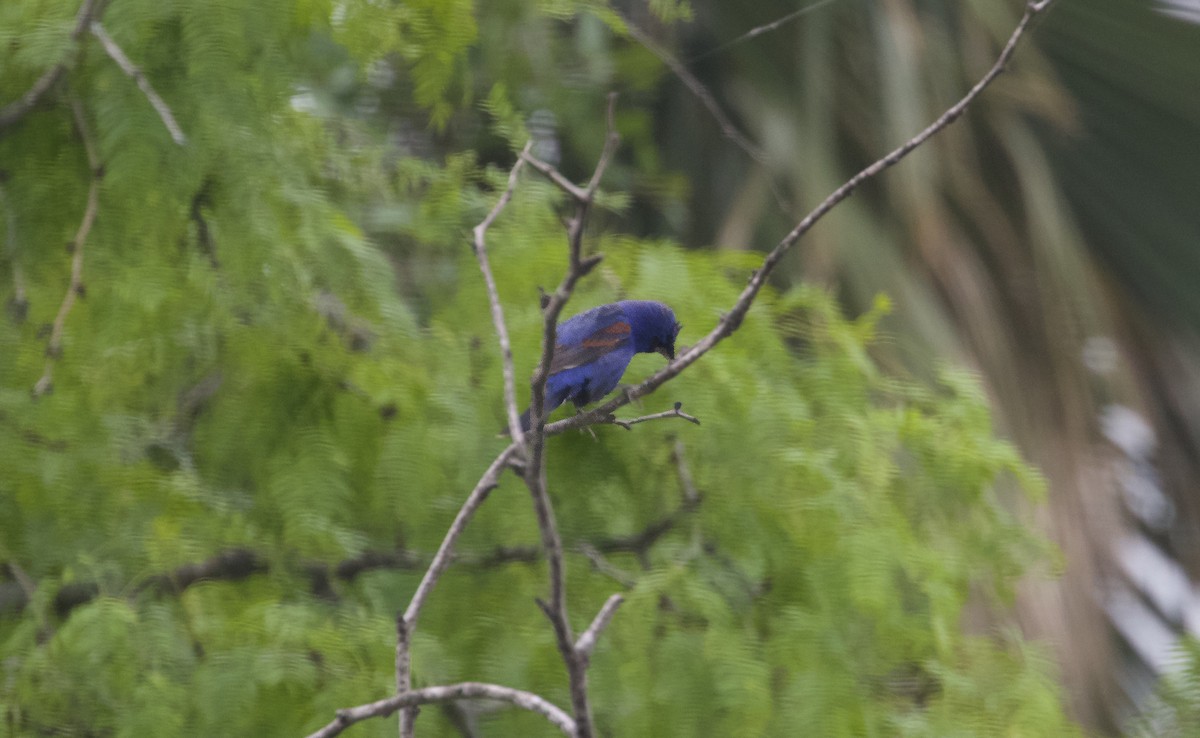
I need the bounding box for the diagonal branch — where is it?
[0,0,103,134]
[575,594,624,666]
[520,155,586,202]
[686,0,840,63]
[473,143,532,447]
[545,0,1056,437]
[34,99,101,397]
[621,15,768,168]
[396,443,518,737]
[577,543,637,588]
[620,12,791,213]
[304,682,576,738]
[89,22,187,145]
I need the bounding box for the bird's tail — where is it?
[499,408,533,436]
[503,386,567,435]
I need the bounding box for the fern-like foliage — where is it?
[0,1,1078,736]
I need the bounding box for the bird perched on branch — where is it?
[516,300,681,432]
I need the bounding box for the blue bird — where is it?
[517,300,681,432]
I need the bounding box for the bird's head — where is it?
[623,300,682,361]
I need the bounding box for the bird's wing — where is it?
[550,314,632,374]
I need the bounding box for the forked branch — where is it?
[0,0,103,133]
[517,91,623,738]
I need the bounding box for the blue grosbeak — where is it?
[517,300,681,431]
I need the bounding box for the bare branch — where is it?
[516,92,622,738]
[0,0,103,134]
[620,12,791,212]
[304,682,577,738]
[519,152,587,202]
[687,0,840,62]
[89,22,187,145]
[583,96,621,196]
[401,444,517,620]
[577,543,636,588]
[608,401,700,430]
[621,17,766,166]
[34,99,101,397]
[545,0,1056,437]
[522,92,621,449]
[474,143,532,446]
[396,443,518,736]
[575,594,624,664]
[525,456,586,731]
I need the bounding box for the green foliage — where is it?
[1123,640,1200,738]
[0,1,1077,736]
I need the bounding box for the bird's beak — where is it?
[657,345,675,361]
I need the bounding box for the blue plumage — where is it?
[518,300,680,431]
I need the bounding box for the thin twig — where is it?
[672,438,700,505]
[519,92,622,738]
[34,99,101,397]
[575,594,624,665]
[686,0,841,63]
[577,543,637,589]
[609,401,700,430]
[304,682,577,738]
[89,22,187,145]
[621,13,791,212]
[396,443,518,737]
[519,155,587,202]
[521,92,620,444]
[0,0,103,133]
[621,17,766,166]
[546,0,1056,437]
[474,143,532,447]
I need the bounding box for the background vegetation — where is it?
[2,0,1198,735]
